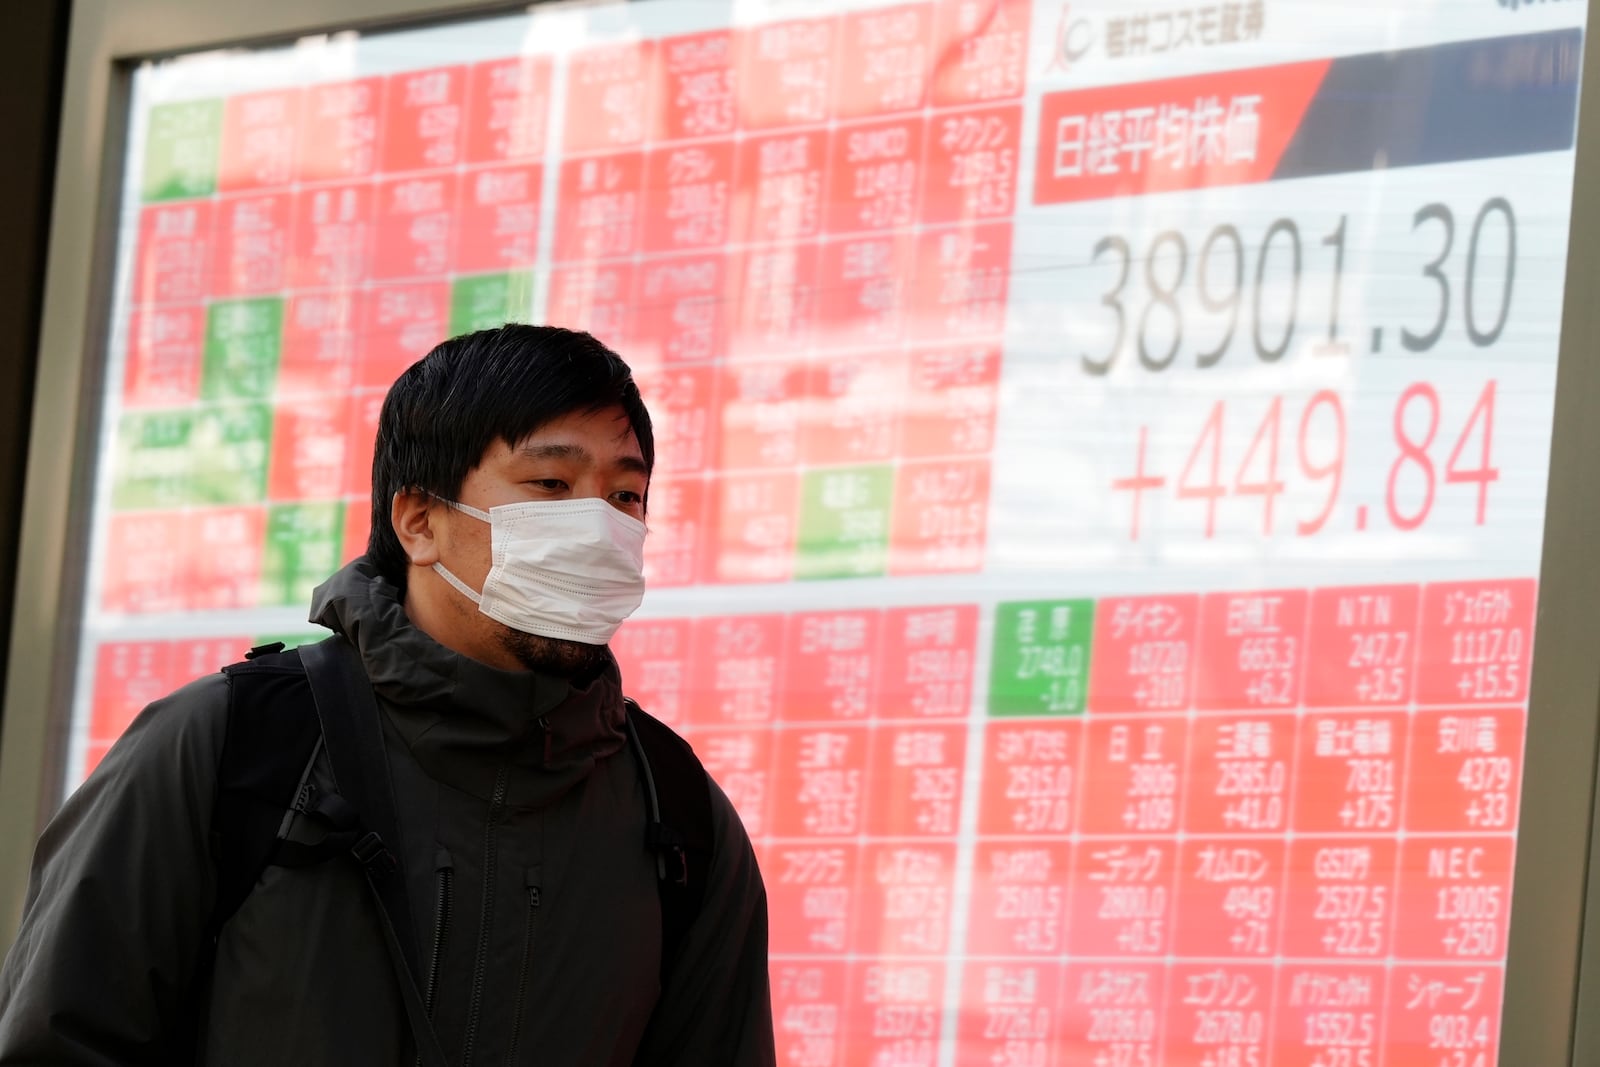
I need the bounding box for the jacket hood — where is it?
[308,557,627,808]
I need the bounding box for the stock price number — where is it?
[1079,198,1517,374]
[1113,382,1498,540]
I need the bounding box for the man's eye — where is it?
[613,491,643,506]
[529,479,568,492]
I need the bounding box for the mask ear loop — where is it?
[419,491,492,603]
[443,498,493,523]
[432,561,484,605]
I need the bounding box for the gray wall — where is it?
[0,2,71,753]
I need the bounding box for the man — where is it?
[0,325,775,1065]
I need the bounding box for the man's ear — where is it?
[391,489,442,567]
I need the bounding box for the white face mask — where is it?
[431,497,647,645]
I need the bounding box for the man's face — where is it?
[430,404,649,676]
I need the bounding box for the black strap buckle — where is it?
[351,830,397,876]
[646,822,690,887]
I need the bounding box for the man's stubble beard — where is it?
[500,627,611,679]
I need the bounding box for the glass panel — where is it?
[76,2,1585,1064]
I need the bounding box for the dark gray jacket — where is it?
[0,560,775,1065]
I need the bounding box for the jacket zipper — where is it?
[460,767,510,1067]
[503,866,542,1065]
[416,849,453,1067]
[424,849,454,1016]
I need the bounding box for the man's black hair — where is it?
[366,324,654,588]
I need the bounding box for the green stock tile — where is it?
[796,465,894,580]
[141,100,223,202]
[989,599,1094,717]
[450,272,536,336]
[262,502,345,607]
[203,298,284,400]
[190,404,272,505]
[112,409,196,510]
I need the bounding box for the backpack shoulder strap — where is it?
[211,646,322,939]
[623,699,713,988]
[298,636,450,1067]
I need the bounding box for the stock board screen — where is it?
[74,1,1583,1064]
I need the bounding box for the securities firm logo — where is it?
[1047,1,1266,76]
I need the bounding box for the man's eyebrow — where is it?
[517,443,591,462]
[613,455,650,477]
[517,442,649,477]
